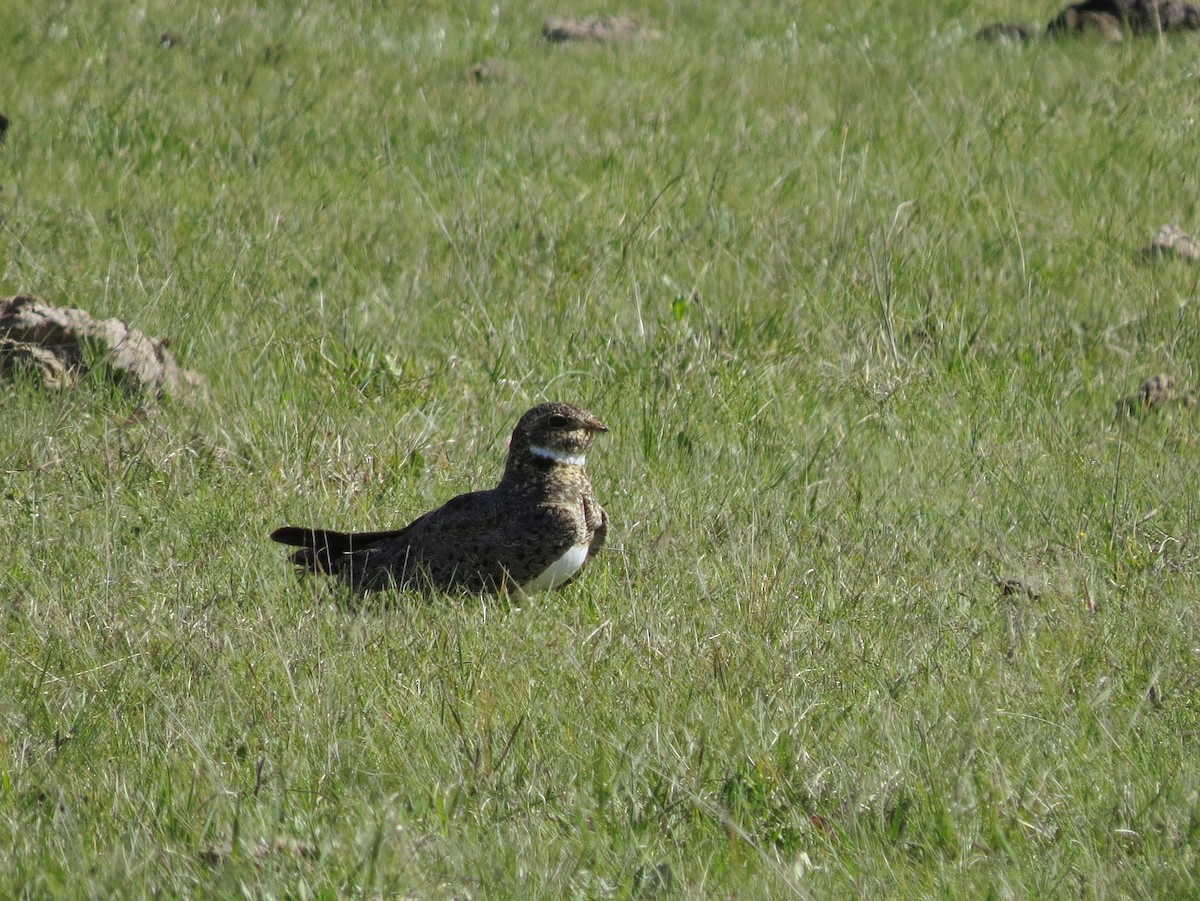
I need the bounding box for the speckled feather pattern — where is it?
[271,402,608,594]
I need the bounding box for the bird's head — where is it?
[506,402,608,472]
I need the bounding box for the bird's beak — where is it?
[586,416,609,433]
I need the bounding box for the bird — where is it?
[270,402,609,596]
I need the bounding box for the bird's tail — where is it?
[270,526,402,576]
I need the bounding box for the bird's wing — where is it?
[368,492,584,591]
[584,494,607,556]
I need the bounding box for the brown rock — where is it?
[0,295,205,399]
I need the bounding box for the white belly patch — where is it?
[521,543,590,592]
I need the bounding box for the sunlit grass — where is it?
[3,0,1200,896]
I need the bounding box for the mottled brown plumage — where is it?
[270,402,608,595]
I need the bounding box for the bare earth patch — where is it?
[0,295,205,399]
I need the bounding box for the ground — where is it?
[2,1,1200,897]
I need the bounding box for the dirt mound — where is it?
[0,295,205,399]
[1141,224,1200,261]
[468,58,517,83]
[976,22,1039,41]
[1048,0,1200,34]
[1049,9,1126,38]
[979,0,1200,42]
[542,15,657,43]
[1116,373,1198,416]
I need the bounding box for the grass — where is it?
[4,0,1200,896]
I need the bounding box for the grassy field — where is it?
[4,0,1200,896]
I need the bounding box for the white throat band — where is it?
[530,445,586,466]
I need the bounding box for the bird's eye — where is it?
[548,414,571,429]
